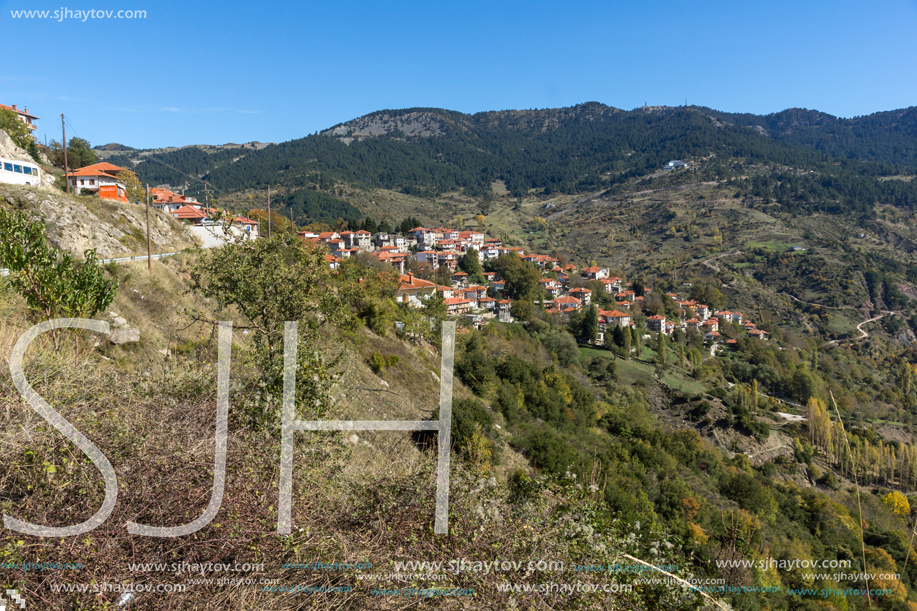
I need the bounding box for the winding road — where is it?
[828,313,890,345]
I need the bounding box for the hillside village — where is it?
[9,99,917,611]
[0,134,771,355]
[294,223,769,351]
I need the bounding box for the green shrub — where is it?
[0,208,118,327]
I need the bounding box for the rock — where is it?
[348,434,359,444]
[110,327,140,345]
[158,349,171,357]
[0,130,35,164]
[111,316,128,328]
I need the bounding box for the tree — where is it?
[0,109,40,162]
[492,253,542,300]
[883,491,910,517]
[632,323,643,356]
[475,214,486,226]
[511,299,533,322]
[190,236,350,425]
[64,137,98,169]
[117,170,144,202]
[337,253,400,336]
[612,325,631,358]
[655,331,668,368]
[362,217,378,233]
[0,209,117,337]
[433,264,453,286]
[459,247,482,277]
[582,304,598,345]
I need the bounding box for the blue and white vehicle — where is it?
[0,157,41,186]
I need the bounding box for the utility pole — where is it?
[289,207,294,235]
[146,184,152,274]
[61,114,69,194]
[267,185,271,239]
[202,181,212,208]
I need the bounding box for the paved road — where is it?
[0,251,183,277]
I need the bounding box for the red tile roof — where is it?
[169,205,208,219]
[397,274,438,291]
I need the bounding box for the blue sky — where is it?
[1,0,915,149]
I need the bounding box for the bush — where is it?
[0,208,118,327]
[369,351,399,374]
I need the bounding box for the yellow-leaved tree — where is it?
[883,491,910,517]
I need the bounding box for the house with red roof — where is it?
[601,309,630,327]
[647,314,666,334]
[150,187,196,213]
[444,297,474,316]
[0,104,38,137]
[66,162,134,201]
[554,295,582,311]
[396,274,438,306]
[581,266,609,280]
[568,287,592,306]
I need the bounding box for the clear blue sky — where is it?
[1,0,915,149]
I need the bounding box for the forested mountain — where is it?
[108,103,917,223]
[699,106,917,167]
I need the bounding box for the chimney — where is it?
[23,107,27,114]
[11,105,16,111]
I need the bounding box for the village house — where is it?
[373,232,407,250]
[150,188,198,213]
[647,314,666,334]
[554,295,582,311]
[325,254,342,271]
[444,297,474,316]
[716,311,743,324]
[581,266,609,280]
[169,204,209,224]
[437,251,460,271]
[66,162,133,202]
[372,250,406,274]
[568,287,592,306]
[1,104,38,137]
[415,250,439,268]
[702,318,720,333]
[539,278,562,297]
[340,230,372,251]
[396,274,438,306]
[601,309,631,328]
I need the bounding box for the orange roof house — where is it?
[396,274,438,306]
[0,104,38,135]
[66,162,136,202]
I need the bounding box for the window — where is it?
[80,180,85,186]
[90,179,95,185]
[23,167,32,175]
[14,165,22,173]
[3,163,12,172]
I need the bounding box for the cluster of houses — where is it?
[298,225,526,276]
[300,224,768,344]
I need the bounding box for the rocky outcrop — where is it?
[0,130,56,188]
[1,187,199,258]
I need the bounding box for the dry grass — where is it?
[0,274,695,610]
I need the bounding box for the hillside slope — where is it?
[0,184,199,258]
